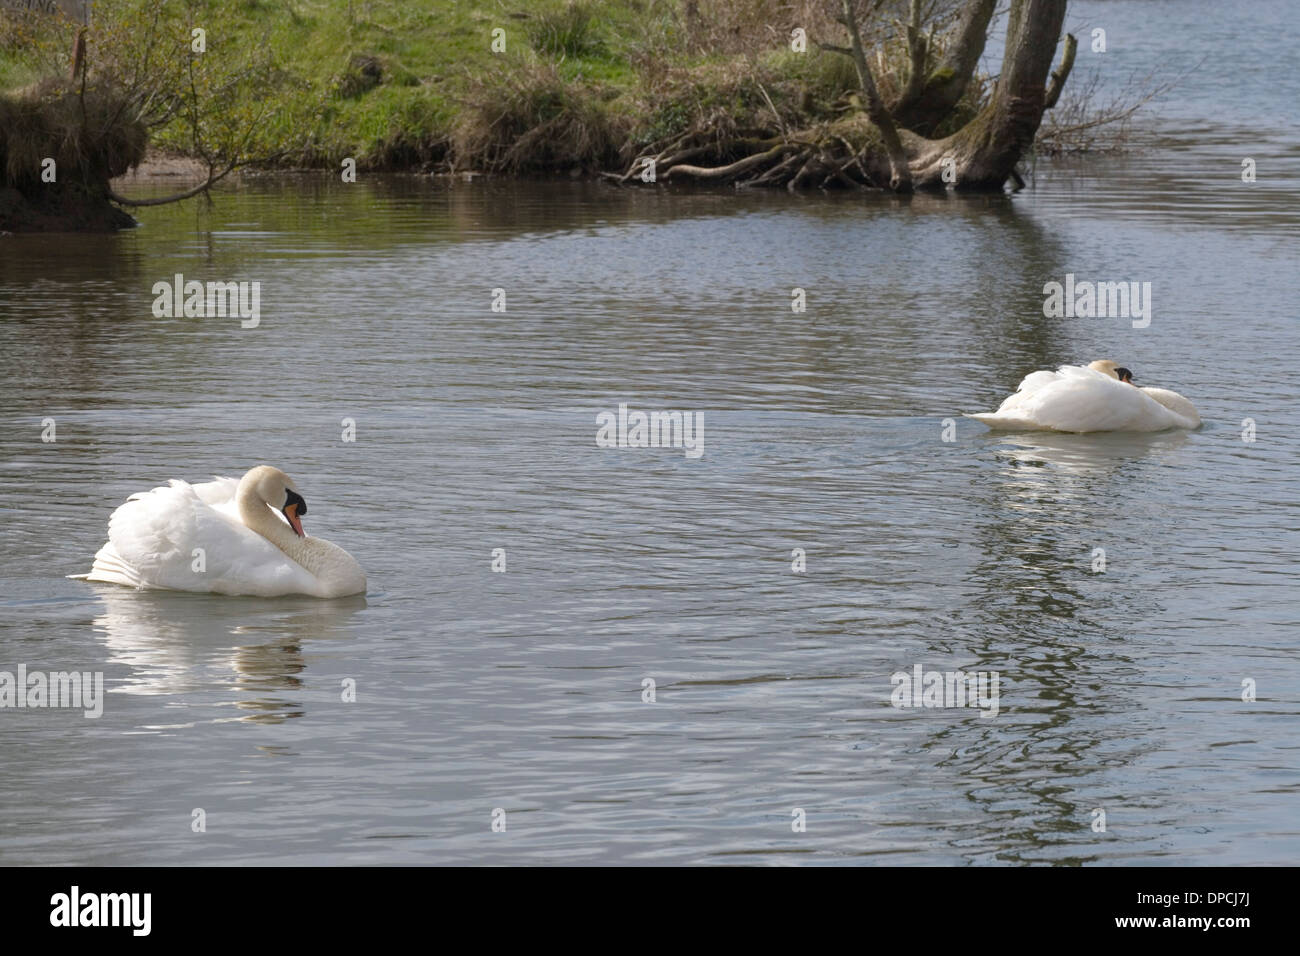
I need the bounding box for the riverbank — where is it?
[1,0,968,177]
[111,152,212,184]
[2,0,1160,232]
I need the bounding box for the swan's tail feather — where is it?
[963,412,1045,431]
[82,542,146,588]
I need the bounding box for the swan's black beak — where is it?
[1116,367,1135,384]
[283,489,307,537]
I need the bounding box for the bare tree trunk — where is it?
[841,0,912,192]
[1043,32,1079,109]
[897,0,928,111]
[909,0,1071,190]
[890,0,997,135]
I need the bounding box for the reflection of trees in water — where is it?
[90,588,364,725]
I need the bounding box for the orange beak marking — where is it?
[284,502,305,538]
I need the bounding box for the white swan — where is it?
[965,360,1201,433]
[76,466,366,598]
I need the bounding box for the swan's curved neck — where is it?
[237,480,316,570]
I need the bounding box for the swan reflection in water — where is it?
[987,427,1191,483]
[89,587,365,725]
[936,417,1194,849]
[963,426,1195,619]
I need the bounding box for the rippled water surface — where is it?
[1,0,1297,864]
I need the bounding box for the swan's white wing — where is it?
[1009,369,1064,401]
[85,479,320,597]
[999,370,1143,432]
[191,475,240,507]
[977,369,1066,424]
[1139,387,1201,428]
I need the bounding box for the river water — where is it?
[1,0,1296,865]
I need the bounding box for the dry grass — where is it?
[452,61,622,172]
[0,78,147,187]
[677,0,840,56]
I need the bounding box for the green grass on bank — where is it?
[0,1,938,173]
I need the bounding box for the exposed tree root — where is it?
[605,1,1075,195]
[663,142,796,181]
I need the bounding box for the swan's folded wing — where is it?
[191,475,240,507]
[1013,374,1149,432]
[988,369,1068,415]
[91,480,318,596]
[1139,387,1201,427]
[993,370,1054,410]
[1016,369,1065,394]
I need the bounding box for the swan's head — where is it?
[1088,359,1136,384]
[244,465,308,538]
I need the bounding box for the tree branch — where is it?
[890,0,996,134]
[663,143,796,181]
[1043,32,1078,109]
[900,0,927,106]
[814,40,852,56]
[108,160,238,206]
[107,146,300,207]
[839,0,912,191]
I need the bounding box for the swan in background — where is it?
[76,466,366,598]
[965,360,1201,433]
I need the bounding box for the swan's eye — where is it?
[1115,367,1134,383]
[285,489,307,516]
